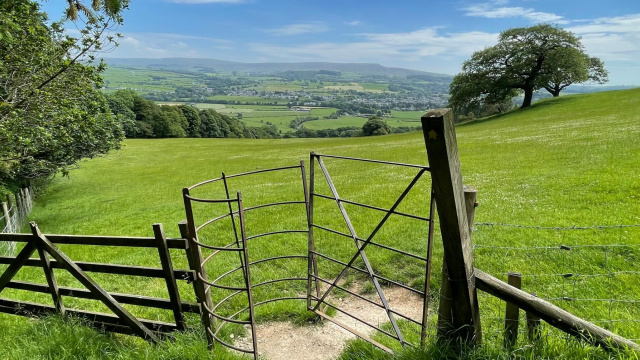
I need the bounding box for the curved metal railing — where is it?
[182,161,310,359]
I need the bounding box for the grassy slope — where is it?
[1,89,639,359]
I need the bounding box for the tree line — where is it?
[106,90,280,139]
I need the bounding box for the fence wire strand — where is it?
[472,222,640,345]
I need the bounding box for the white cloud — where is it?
[265,22,329,36]
[462,1,567,24]
[344,20,361,26]
[251,27,498,74]
[568,14,640,67]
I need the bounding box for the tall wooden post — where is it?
[437,186,480,343]
[503,272,522,348]
[422,108,481,343]
[6,195,15,217]
[1,202,10,231]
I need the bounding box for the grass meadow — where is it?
[1,89,639,359]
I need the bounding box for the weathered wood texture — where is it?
[422,108,481,342]
[0,256,193,279]
[0,221,197,342]
[0,233,188,249]
[32,224,65,315]
[3,280,200,313]
[30,223,160,342]
[153,223,186,330]
[475,268,640,351]
[0,298,178,336]
[503,272,522,348]
[437,187,479,341]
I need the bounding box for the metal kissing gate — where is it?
[182,153,436,359]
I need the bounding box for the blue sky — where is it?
[42,0,640,85]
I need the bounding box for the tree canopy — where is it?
[0,0,127,189]
[449,24,608,113]
[362,116,391,136]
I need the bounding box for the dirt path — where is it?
[234,286,425,360]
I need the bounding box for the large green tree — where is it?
[449,24,607,111]
[0,0,127,188]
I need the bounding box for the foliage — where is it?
[0,0,125,189]
[105,90,281,139]
[362,116,391,136]
[543,48,609,97]
[449,24,607,112]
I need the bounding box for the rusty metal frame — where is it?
[182,161,310,360]
[308,152,436,351]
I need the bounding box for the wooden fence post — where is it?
[1,203,10,231]
[437,186,480,342]
[153,223,186,331]
[14,191,22,221]
[24,188,31,213]
[6,195,15,217]
[526,292,541,341]
[178,219,215,350]
[422,108,481,343]
[504,272,521,348]
[31,223,65,315]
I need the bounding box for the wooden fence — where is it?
[1,188,34,254]
[0,221,203,340]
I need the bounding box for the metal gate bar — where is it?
[308,152,436,350]
[183,162,310,360]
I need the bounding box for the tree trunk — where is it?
[521,87,534,108]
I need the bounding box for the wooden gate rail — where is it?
[0,222,200,340]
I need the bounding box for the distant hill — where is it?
[103,57,453,80]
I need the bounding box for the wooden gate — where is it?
[0,222,200,339]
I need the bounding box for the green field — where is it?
[103,67,200,94]
[2,89,640,359]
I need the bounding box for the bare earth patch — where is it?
[234,285,425,359]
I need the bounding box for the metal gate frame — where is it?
[307,152,436,352]
[182,154,435,358]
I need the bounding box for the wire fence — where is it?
[472,222,640,344]
[1,187,34,255]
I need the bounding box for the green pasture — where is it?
[103,67,199,93]
[2,89,640,359]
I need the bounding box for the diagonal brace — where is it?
[313,157,426,345]
[0,240,37,294]
[30,222,160,343]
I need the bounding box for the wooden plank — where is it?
[153,223,186,330]
[178,217,214,350]
[0,233,187,249]
[437,187,479,341]
[1,202,10,229]
[0,240,37,293]
[6,194,15,216]
[30,222,159,343]
[4,280,201,313]
[31,224,65,315]
[0,256,193,280]
[503,272,521,348]
[0,298,178,335]
[475,268,640,351]
[421,108,480,342]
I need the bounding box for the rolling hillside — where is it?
[104,57,453,79]
[1,89,639,359]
